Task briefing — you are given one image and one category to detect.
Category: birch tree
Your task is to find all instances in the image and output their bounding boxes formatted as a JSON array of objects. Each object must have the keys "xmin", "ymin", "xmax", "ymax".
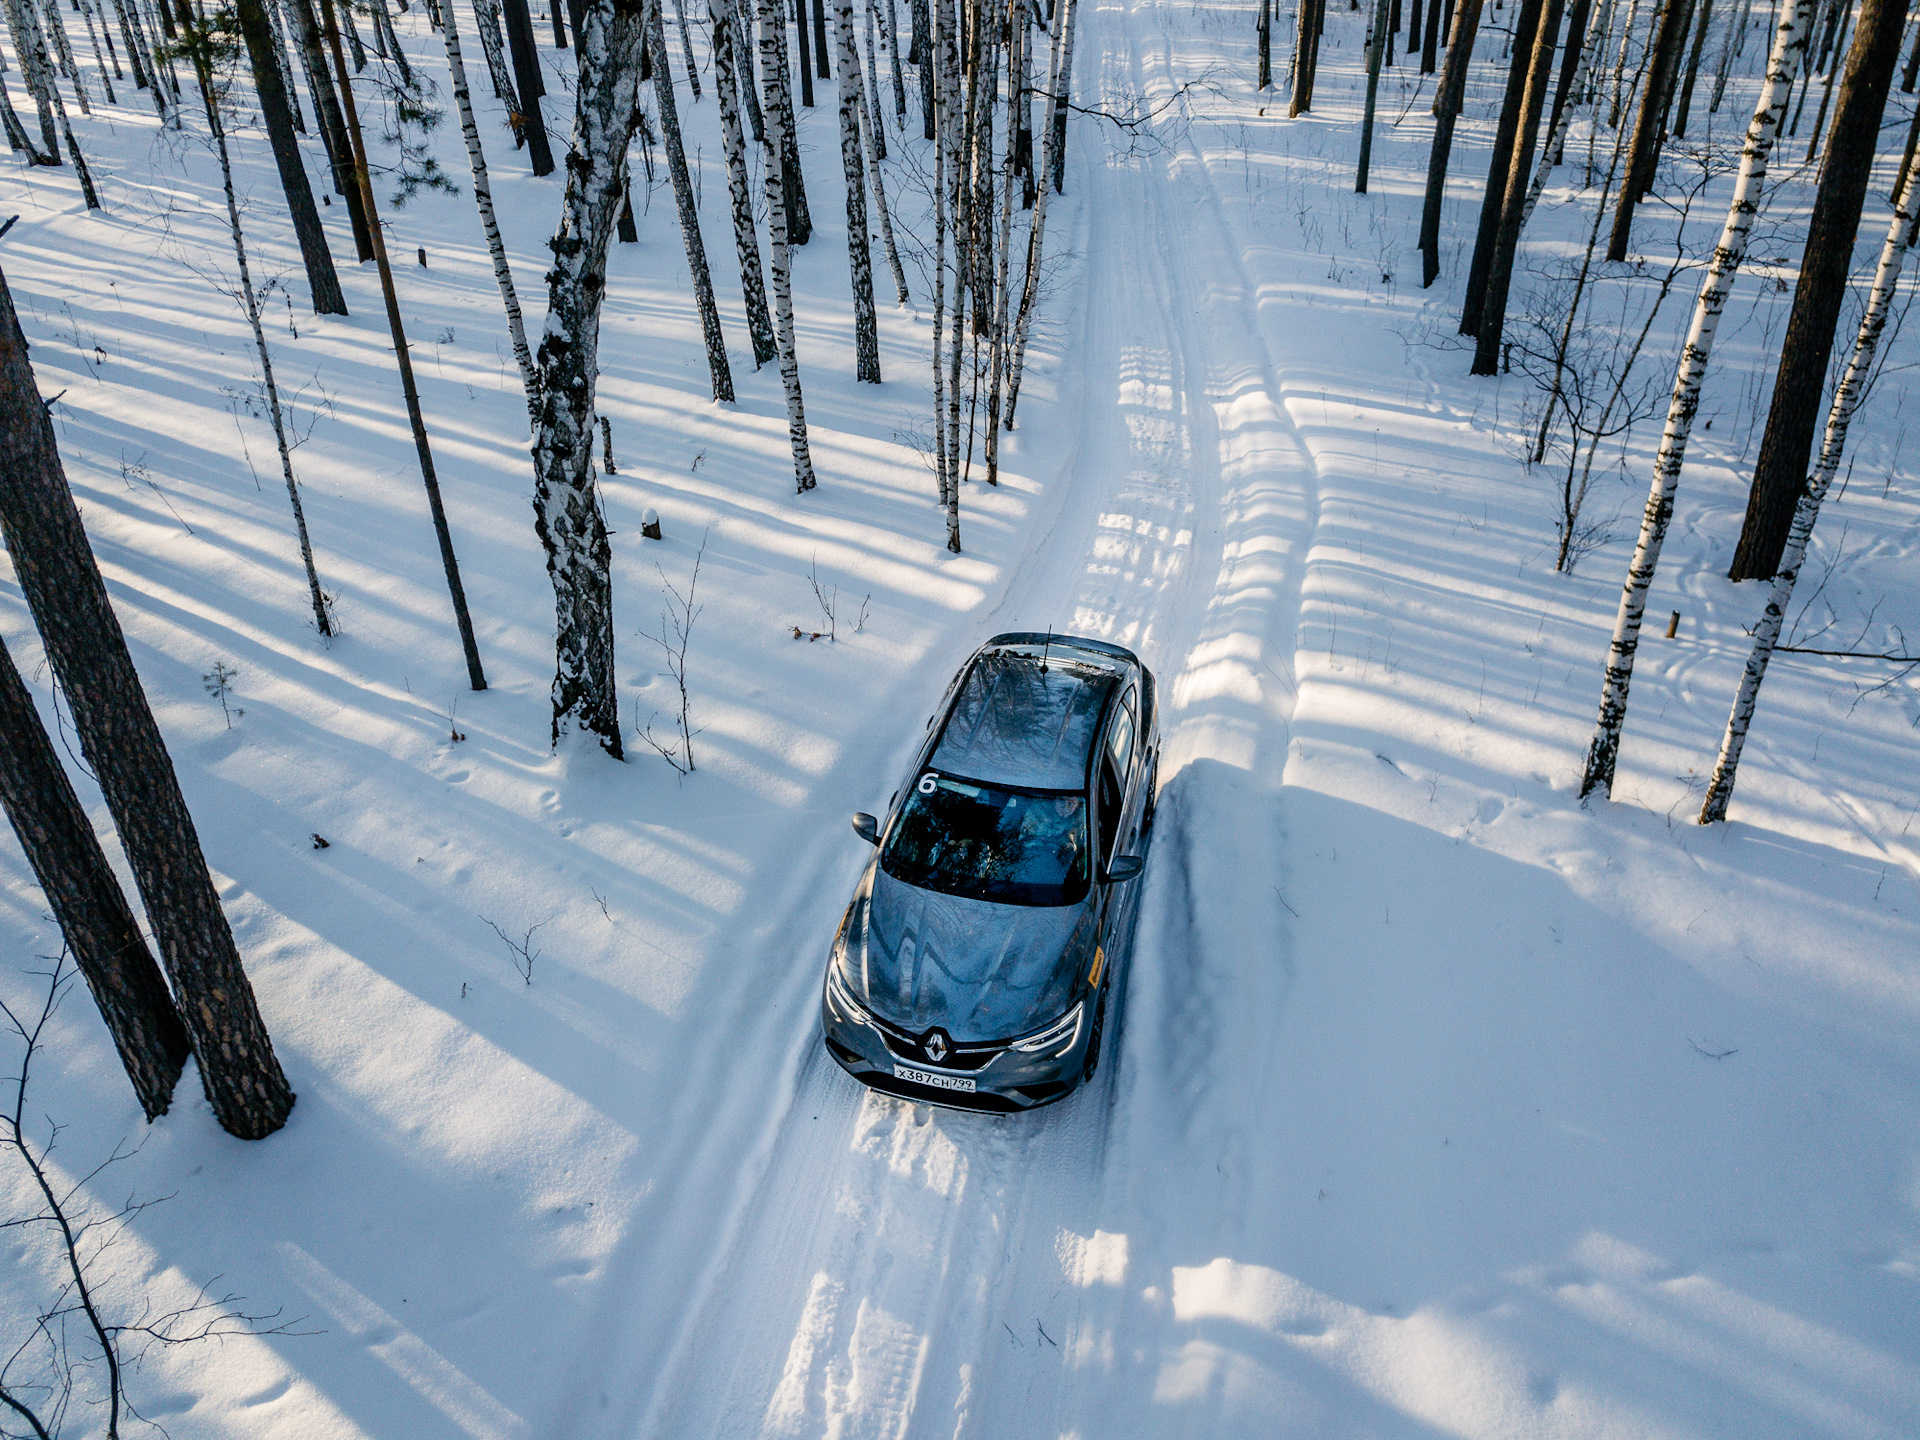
[
  {"xmin": 858, "ymin": 0, "xmax": 908, "ymax": 300},
  {"xmin": 755, "ymin": 0, "xmax": 817, "ymax": 489},
  {"xmin": 834, "ymin": 0, "xmax": 882, "ymax": 380},
  {"xmin": 440, "ymin": 0, "xmax": 537, "ymax": 422},
  {"xmin": 650, "ymin": 0, "xmax": 736, "ymax": 402},
  {"xmin": 531, "ymin": 0, "xmax": 649, "ymax": 753},
  {"xmin": 1730, "ymin": 0, "xmax": 1911, "ymax": 578},
  {"xmin": 1700, "ymin": 161, "xmax": 1917, "ymax": 821},
  {"xmin": 710, "ymin": 0, "xmax": 777, "ymax": 364},
  {"xmin": 1578, "ymin": 0, "xmax": 1814, "ymax": 798},
  {"xmin": 1004, "ymin": 0, "xmax": 1064, "ymax": 424}
]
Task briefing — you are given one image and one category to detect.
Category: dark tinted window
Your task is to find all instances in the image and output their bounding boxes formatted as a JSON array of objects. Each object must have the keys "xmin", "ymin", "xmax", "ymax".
[{"xmin": 882, "ymin": 772, "xmax": 1090, "ymax": 906}]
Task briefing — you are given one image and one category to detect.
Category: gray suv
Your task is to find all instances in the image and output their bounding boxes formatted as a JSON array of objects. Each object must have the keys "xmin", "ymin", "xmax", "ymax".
[{"xmin": 821, "ymin": 633, "xmax": 1159, "ymax": 1112}]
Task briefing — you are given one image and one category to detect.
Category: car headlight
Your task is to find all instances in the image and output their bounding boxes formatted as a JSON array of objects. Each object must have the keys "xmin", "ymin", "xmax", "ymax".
[
  {"xmin": 825, "ymin": 959, "xmax": 871, "ymax": 1025},
  {"xmin": 1011, "ymin": 1002, "xmax": 1083, "ymax": 1055}
]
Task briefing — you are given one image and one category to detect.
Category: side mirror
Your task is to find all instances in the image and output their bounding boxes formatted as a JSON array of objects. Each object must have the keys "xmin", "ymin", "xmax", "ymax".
[
  {"xmin": 851, "ymin": 812, "xmax": 881, "ymax": 845},
  {"xmin": 1102, "ymin": 855, "xmax": 1143, "ymax": 883}
]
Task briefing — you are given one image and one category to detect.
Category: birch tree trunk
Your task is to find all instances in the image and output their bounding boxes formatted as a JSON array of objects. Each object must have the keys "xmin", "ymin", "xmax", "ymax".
[
  {"xmin": 1701, "ymin": 161, "xmax": 1916, "ymax": 820},
  {"xmin": 863, "ymin": 0, "xmax": 884, "ymax": 157},
  {"xmin": 1417, "ymin": 0, "xmax": 1486, "ymax": 286},
  {"xmin": 109, "ymin": 0, "xmax": 151, "ymax": 92},
  {"xmin": 0, "ymin": 273, "xmax": 296, "ymax": 1141},
  {"xmin": 673, "ymin": 0, "xmax": 702, "ymax": 95},
  {"xmin": 931, "ymin": 0, "xmax": 950, "ymax": 504},
  {"xmin": 1004, "ymin": 0, "xmax": 1065, "ymax": 421},
  {"xmin": 711, "ymin": 0, "xmax": 778, "ymax": 364},
  {"xmin": 441, "ymin": 0, "xmax": 538, "ymax": 422},
  {"xmin": 0, "ymin": 632, "xmax": 191, "ymax": 1122},
  {"xmin": 650, "ymin": 0, "xmax": 737, "ymax": 402},
  {"xmin": 1732, "ymin": 0, "xmax": 1911, "ymax": 577},
  {"xmin": 833, "ymin": 0, "xmax": 882, "ymax": 379},
  {"xmin": 881, "ymin": 0, "xmax": 905, "ymax": 119},
  {"xmin": 530, "ymin": 0, "xmax": 649, "ymax": 753},
  {"xmin": 80, "ymin": 2, "xmax": 117, "ymax": 105},
  {"xmin": 859, "ymin": 0, "xmax": 909, "ymax": 300},
  {"xmin": 758, "ymin": 0, "xmax": 818, "ymax": 489},
  {"xmin": 1578, "ymin": 0, "xmax": 1814, "ymax": 798},
  {"xmin": 984, "ymin": 0, "xmax": 1016, "ymax": 484},
  {"xmin": 184, "ymin": 16, "xmax": 335, "ymax": 639},
  {"xmin": 768, "ymin": 0, "xmax": 813, "ymax": 239},
  {"xmin": 1047, "ymin": 0, "xmax": 1079, "ymax": 192},
  {"xmin": 6, "ymin": 0, "xmax": 66, "ymax": 165}
]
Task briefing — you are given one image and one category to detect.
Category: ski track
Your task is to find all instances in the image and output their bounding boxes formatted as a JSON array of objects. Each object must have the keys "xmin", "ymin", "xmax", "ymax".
[{"xmin": 607, "ymin": 1, "xmax": 1319, "ymax": 1434}]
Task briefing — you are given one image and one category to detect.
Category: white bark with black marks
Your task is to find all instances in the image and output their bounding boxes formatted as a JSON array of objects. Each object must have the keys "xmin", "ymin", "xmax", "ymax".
[
  {"xmin": 1004, "ymin": 0, "xmax": 1064, "ymax": 427},
  {"xmin": 834, "ymin": 0, "xmax": 881, "ymax": 380},
  {"xmin": 1700, "ymin": 158, "xmax": 1917, "ymax": 821},
  {"xmin": 710, "ymin": 0, "xmax": 776, "ymax": 363},
  {"xmin": 858, "ymin": 0, "xmax": 908, "ymax": 302},
  {"xmin": 440, "ymin": 0, "xmax": 538, "ymax": 424},
  {"xmin": 1579, "ymin": 0, "xmax": 1814, "ymax": 797},
  {"xmin": 757, "ymin": 0, "xmax": 817, "ymax": 489}
]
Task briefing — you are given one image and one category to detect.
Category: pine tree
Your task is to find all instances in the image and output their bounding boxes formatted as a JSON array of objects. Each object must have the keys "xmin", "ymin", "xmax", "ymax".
[{"xmin": 1418, "ymin": 0, "xmax": 1487, "ymax": 286}]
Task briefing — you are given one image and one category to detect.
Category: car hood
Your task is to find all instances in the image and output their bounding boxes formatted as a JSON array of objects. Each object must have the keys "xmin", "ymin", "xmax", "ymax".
[{"xmin": 853, "ymin": 868, "xmax": 1092, "ymax": 1040}]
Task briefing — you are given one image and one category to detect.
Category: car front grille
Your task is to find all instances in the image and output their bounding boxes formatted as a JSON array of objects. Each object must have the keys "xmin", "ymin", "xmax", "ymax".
[{"xmin": 862, "ymin": 1010, "xmax": 1006, "ymax": 1073}]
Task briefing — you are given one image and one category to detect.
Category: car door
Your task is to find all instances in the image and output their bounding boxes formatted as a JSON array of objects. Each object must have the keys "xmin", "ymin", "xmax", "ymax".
[{"xmin": 1094, "ymin": 685, "xmax": 1142, "ymax": 950}]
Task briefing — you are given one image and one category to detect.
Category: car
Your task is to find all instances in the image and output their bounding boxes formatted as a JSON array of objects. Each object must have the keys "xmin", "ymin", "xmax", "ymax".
[{"xmin": 820, "ymin": 632, "xmax": 1159, "ymax": 1112}]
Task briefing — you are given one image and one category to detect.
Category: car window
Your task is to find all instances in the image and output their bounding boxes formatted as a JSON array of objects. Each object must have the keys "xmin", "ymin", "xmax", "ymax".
[
  {"xmin": 881, "ymin": 772, "xmax": 1090, "ymax": 906},
  {"xmin": 1097, "ymin": 755, "xmax": 1123, "ymax": 864},
  {"xmin": 1107, "ymin": 688, "xmax": 1136, "ymax": 777}
]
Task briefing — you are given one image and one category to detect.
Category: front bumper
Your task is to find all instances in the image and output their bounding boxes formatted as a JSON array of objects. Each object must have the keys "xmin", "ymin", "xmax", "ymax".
[{"xmin": 820, "ymin": 986, "xmax": 1089, "ymax": 1113}]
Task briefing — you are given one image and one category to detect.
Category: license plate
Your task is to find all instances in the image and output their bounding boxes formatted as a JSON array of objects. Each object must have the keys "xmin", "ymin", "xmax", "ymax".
[{"xmin": 893, "ymin": 1064, "xmax": 976, "ymax": 1093}]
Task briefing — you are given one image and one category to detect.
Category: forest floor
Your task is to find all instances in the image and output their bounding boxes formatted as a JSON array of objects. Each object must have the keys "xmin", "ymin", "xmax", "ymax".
[{"xmin": 1, "ymin": 0, "xmax": 1917, "ymax": 1435}]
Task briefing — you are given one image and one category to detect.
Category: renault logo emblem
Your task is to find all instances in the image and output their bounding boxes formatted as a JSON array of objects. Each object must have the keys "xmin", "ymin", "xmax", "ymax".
[{"xmin": 924, "ymin": 1030, "xmax": 949, "ymax": 1063}]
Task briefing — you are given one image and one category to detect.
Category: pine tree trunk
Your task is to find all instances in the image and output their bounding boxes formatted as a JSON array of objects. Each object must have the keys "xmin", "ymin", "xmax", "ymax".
[
  {"xmin": 1258, "ymin": 0, "xmax": 1271, "ymax": 87},
  {"xmin": 321, "ymin": 0, "xmax": 489, "ymax": 692},
  {"xmin": 236, "ymin": 0, "xmax": 347, "ymax": 315},
  {"xmin": 286, "ymin": 0, "xmax": 374, "ymax": 257},
  {"xmin": 1461, "ymin": 0, "xmax": 1547, "ymax": 334},
  {"xmin": 1800, "ymin": 0, "xmax": 1853, "ymax": 157},
  {"xmin": 530, "ymin": 0, "xmax": 650, "ymax": 754},
  {"xmin": 472, "ymin": 0, "xmax": 525, "ymax": 140},
  {"xmin": 1609, "ymin": 0, "xmax": 1699, "ymax": 256},
  {"xmin": 814, "ymin": 0, "xmax": 830, "ymax": 74},
  {"xmin": 1419, "ymin": 0, "xmax": 1486, "ymax": 285},
  {"xmin": 1471, "ymin": 0, "xmax": 1567, "ymax": 370},
  {"xmin": 441, "ymin": 0, "xmax": 538, "ymax": 420},
  {"xmin": 1730, "ymin": 0, "xmax": 1909, "ymax": 578},
  {"xmin": 500, "ymin": 0, "xmax": 557, "ymax": 172},
  {"xmin": 1292, "ymin": 0, "xmax": 1324, "ymax": 112},
  {"xmin": 757, "ymin": 0, "xmax": 818, "ymax": 489},
  {"xmin": 1578, "ymin": 0, "xmax": 1814, "ymax": 798},
  {"xmin": 1522, "ymin": 0, "xmax": 1596, "ymax": 221},
  {"xmin": 1420, "ymin": 0, "xmax": 1444, "ymax": 69},
  {"xmin": 1672, "ymin": 0, "xmax": 1713, "ymax": 131},
  {"xmin": 795, "ymin": 0, "xmax": 815, "ymax": 102},
  {"xmin": 1701, "ymin": 156, "xmax": 1915, "ymax": 821},
  {"xmin": 649, "ymin": 3, "xmax": 736, "ymax": 401},
  {"xmin": 0, "ymin": 273, "xmax": 296, "ymax": 1140},
  {"xmin": 711, "ymin": 0, "xmax": 778, "ymax": 363},
  {"xmin": 1358, "ymin": 0, "xmax": 1392, "ymax": 190},
  {"xmin": 0, "ymin": 634, "xmax": 190, "ymax": 1122}
]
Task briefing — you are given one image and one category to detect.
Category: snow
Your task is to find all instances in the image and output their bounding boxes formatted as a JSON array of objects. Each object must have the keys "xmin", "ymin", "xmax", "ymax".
[{"xmin": 2, "ymin": 0, "xmax": 1917, "ymax": 1435}]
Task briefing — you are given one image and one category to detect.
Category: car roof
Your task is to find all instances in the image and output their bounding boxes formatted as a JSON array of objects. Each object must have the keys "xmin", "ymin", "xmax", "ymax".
[{"xmin": 929, "ymin": 648, "xmax": 1118, "ymax": 791}]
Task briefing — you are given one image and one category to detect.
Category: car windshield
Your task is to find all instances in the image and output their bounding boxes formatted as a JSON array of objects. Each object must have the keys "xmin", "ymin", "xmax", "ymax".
[{"xmin": 881, "ymin": 771, "xmax": 1089, "ymax": 906}]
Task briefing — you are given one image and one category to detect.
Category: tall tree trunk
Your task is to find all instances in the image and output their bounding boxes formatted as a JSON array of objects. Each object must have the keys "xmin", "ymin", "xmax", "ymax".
[
  {"xmin": 862, "ymin": 0, "xmax": 885, "ymax": 155},
  {"xmin": 1702, "ymin": 157, "xmax": 1914, "ymax": 820},
  {"xmin": 1472, "ymin": 0, "xmax": 1567, "ymax": 370},
  {"xmin": 236, "ymin": 0, "xmax": 347, "ymax": 315},
  {"xmin": 6, "ymin": 0, "xmax": 68, "ymax": 165},
  {"xmin": 1609, "ymin": 0, "xmax": 1698, "ymax": 256},
  {"xmin": 1523, "ymin": 0, "xmax": 1598, "ymax": 221},
  {"xmin": 0, "ymin": 272, "xmax": 297, "ymax": 1140},
  {"xmin": 858, "ymin": 0, "xmax": 909, "ymax": 300},
  {"xmin": 673, "ymin": 0, "xmax": 703, "ymax": 94},
  {"xmin": 1609, "ymin": 0, "xmax": 1641, "ymax": 121},
  {"xmin": 80, "ymin": 1, "xmax": 117, "ymax": 105},
  {"xmin": 765, "ymin": 0, "xmax": 813, "ymax": 236},
  {"xmin": 181, "ymin": 6, "xmax": 336, "ymax": 638},
  {"xmin": 472, "ymin": 0, "xmax": 527, "ymax": 146},
  {"xmin": 1357, "ymin": 0, "xmax": 1391, "ymax": 190},
  {"xmin": 1292, "ymin": 0, "xmax": 1325, "ymax": 111},
  {"xmin": 501, "ymin": 0, "xmax": 557, "ymax": 172},
  {"xmin": 0, "ymin": 634, "xmax": 190, "ymax": 1122},
  {"xmin": 831, "ymin": 0, "xmax": 879, "ymax": 381},
  {"xmin": 1731, "ymin": 0, "xmax": 1908, "ymax": 576},
  {"xmin": 758, "ymin": 0, "xmax": 818, "ymax": 489},
  {"xmin": 1903, "ymin": 3, "xmax": 1919, "ymax": 86},
  {"xmin": 1048, "ymin": 0, "xmax": 1078, "ymax": 190},
  {"xmin": 1801, "ymin": 0, "xmax": 1854, "ymax": 156},
  {"xmin": 940, "ymin": 0, "xmax": 963, "ymax": 549},
  {"xmin": 441, "ymin": 0, "xmax": 538, "ymax": 420},
  {"xmin": 913, "ymin": 0, "xmax": 932, "ymax": 134},
  {"xmin": 813, "ymin": 0, "xmax": 829, "ymax": 73},
  {"xmin": 1672, "ymin": 0, "xmax": 1713, "ymax": 131},
  {"xmin": 1420, "ymin": 0, "xmax": 1445, "ymax": 69},
  {"xmin": 711, "ymin": 0, "xmax": 778, "ymax": 363},
  {"xmin": 984, "ymin": 0, "xmax": 1016, "ymax": 483},
  {"xmin": 1461, "ymin": 0, "xmax": 1545, "ymax": 332},
  {"xmin": 109, "ymin": 0, "xmax": 151, "ymax": 92},
  {"xmin": 882, "ymin": 0, "xmax": 905, "ymax": 118},
  {"xmin": 794, "ymin": 0, "xmax": 815, "ymax": 101},
  {"xmin": 1578, "ymin": 0, "xmax": 1814, "ymax": 798},
  {"xmin": 321, "ymin": 0, "xmax": 490, "ymax": 692},
  {"xmin": 1005, "ymin": 0, "xmax": 1068, "ymax": 422},
  {"xmin": 650, "ymin": 0, "xmax": 736, "ymax": 401},
  {"xmin": 1419, "ymin": 0, "xmax": 1486, "ymax": 284},
  {"xmin": 737, "ymin": 0, "xmax": 765, "ymax": 137},
  {"xmin": 1258, "ymin": 0, "xmax": 1271, "ymax": 87},
  {"xmin": 286, "ymin": 0, "xmax": 374, "ymax": 257},
  {"xmin": 530, "ymin": 0, "xmax": 649, "ymax": 755}
]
